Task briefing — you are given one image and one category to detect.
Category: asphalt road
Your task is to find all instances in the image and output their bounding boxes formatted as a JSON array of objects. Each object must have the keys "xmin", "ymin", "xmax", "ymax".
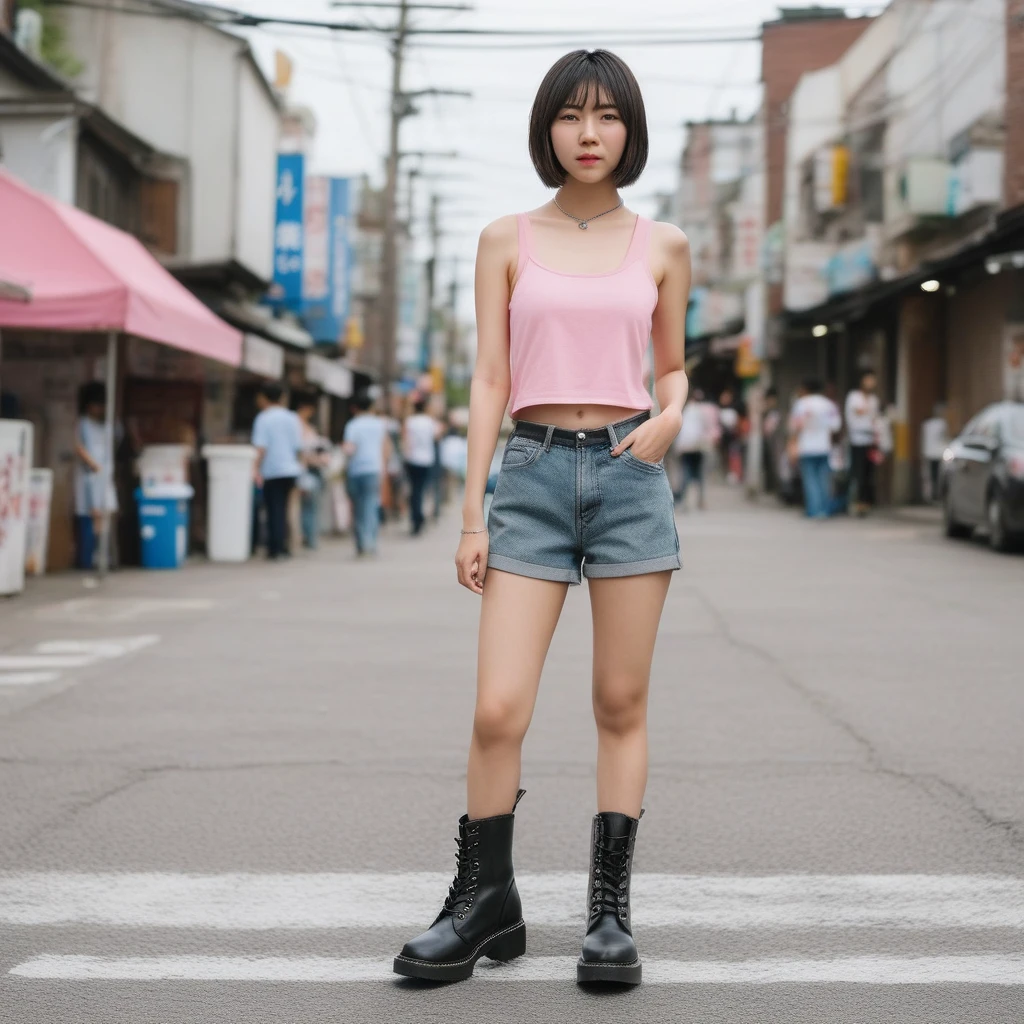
[{"xmin": 1, "ymin": 488, "xmax": 1022, "ymax": 1023}]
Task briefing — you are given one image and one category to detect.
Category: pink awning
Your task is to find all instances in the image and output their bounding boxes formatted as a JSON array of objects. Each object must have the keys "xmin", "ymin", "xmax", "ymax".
[{"xmin": 0, "ymin": 168, "xmax": 242, "ymax": 365}]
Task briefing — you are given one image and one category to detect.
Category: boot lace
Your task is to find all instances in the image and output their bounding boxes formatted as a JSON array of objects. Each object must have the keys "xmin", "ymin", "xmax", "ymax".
[
  {"xmin": 442, "ymin": 823, "xmax": 480, "ymax": 920},
  {"xmin": 590, "ymin": 831, "xmax": 631, "ymax": 924}
]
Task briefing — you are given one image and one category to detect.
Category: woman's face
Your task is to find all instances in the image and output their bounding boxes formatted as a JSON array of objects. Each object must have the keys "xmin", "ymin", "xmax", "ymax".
[{"xmin": 550, "ymin": 85, "xmax": 626, "ymax": 186}]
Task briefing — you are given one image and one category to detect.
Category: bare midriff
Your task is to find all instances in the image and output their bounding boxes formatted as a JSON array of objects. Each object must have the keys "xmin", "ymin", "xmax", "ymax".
[{"xmin": 513, "ymin": 402, "xmax": 648, "ymax": 431}]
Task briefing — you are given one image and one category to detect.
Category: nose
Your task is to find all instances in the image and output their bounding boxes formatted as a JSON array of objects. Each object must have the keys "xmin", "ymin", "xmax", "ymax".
[{"xmin": 578, "ymin": 113, "xmax": 600, "ymax": 142}]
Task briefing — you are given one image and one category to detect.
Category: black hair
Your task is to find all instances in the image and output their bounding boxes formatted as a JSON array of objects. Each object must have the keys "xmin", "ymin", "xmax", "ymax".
[
  {"xmin": 859, "ymin": 368, "xmax": 876, "ymax": 384},
  {"xmin": 78, "ymin": 381, "xmax": 107, "ymax": 414},
  {"xmin": 765, "ymin": 386, "xmax": 778, "ymax": 399},
  {"xmin": 803, "ymin": 377, "xmax": 823, "ymax": 395},
  {"xmin": 293, "ymin": 389, "xmax": 318, "ymax": 411},
  {"xmin": 529, "ymin": 50, "xmax": 649, "ymax": 189},
  {"xmin": 352, "ymin": 391, "xmax": 374, "ymax": 412},
  {"xmin": 259, "ymin": 382, "xmax": 284, "ymax": 404},
  {"xmin": 412, "ymin": 397, "xmax": 428, "ymax": 414}
]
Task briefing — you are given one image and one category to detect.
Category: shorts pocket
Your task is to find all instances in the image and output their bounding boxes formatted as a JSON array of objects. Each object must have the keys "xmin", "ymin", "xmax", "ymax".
[
  {"xmin": 501, "ymin": 439, "xmax": 544, "ymax": 470},
  {"xmin": 620, "ymin": 449, "xmax": 665, "ymax": 474}
]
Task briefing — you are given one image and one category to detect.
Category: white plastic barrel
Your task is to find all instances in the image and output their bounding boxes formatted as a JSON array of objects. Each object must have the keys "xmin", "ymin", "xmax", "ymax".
[
  {"xmin": 138, "ymin": 444, "xmax": 190, "ymax": 492},
  {"xmin": 201, "ymin": 445, "xmax": 256, "ymax": 563}
]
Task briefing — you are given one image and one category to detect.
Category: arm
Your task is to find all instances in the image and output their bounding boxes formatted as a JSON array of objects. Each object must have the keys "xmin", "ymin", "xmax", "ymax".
[
  {"xmin": 251, "ymin": 414, "xmax": 266, "ymax": 486},
  {"xmin": 456, "ymin": 216, "xmax": 516, "ymax": 594},
  {"xmin": 75, "ymin": 443, "xmax": 101, "ymax": 474},
  {"xmin": 611, "ymin": 223, "xmax": 690, "ymax": 461}
]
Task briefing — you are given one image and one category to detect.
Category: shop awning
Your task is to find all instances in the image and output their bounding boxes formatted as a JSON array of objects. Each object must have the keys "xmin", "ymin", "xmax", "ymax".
[{"xmin": 0, "ymin": 169, "xmax": 242, "ymax": 365}]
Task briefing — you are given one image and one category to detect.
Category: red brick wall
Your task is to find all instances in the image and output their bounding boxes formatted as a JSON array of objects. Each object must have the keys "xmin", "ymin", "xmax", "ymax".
[
  {"xmin": 1008, "ymin": 0, "xmax": 1024, "ymax": 207},
  {"xmin": 762, "ymin": 16, "xmax": 875, "ymax": 313}
]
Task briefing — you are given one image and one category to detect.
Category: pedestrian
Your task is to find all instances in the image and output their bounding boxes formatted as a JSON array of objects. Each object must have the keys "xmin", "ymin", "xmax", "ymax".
[
  {"xmin": 717, "ymin": 387, "xmax": 743, "ymax": 483},
  {"xmin": 393, "ymin": 50, "xmax": 689, "ymax": 988},
  {"xmin": 342, "ymin": 391, "xmax": 391, "ymax": 558},
  {"xmin": 845, "ymin": 369, "xmax": 881, "ymax": 517},
  {"xmin": 403, "ymin": 396, "xmax": 442, "ymax": 536},
  {"xmin": 762, "ymin": 387, "xmax": 782, "ymax": 493},
  {"xmin": 251, "ymin": 382, "xmax": 302, "ymax": 561},
  {"xmin": 789, "ymin": 377, "xmax": 841, "ymax": 519},
  {"xmin": 672, "ymin": 388, "xmax": 712, "ymax": 510},
  {"xmin": 921, "ymin": 403, "xmax": 949, "ymax": 503},
  {"xmin": 294, "ymin": 391, "xmax": 330, "ymax": 550},
  {"xmin": 73, "ymin": 381, "xmax": 119, "ymax": 570}
]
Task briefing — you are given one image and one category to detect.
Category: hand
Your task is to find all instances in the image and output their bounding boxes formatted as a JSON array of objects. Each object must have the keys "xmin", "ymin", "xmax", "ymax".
[
  {"xmin": 455, "ymin": 529, "xmax": 488, "ymax": 596},
  {"xmin": 611, "ymin": 410, "xmax": 681, "ymax": 464}
]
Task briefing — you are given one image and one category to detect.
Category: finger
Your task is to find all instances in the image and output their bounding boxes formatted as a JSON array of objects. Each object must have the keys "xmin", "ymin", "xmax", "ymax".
[{"xmin": 611, "ymin": 431, "xmax": 635, "ymax": 456}]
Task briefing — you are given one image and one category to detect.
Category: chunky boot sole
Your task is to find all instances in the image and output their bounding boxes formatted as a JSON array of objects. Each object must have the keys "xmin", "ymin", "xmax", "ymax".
[
  {"xmin": 392, "ymin": 919, "xmax": 526, "ymax": 982},
  {"xmin": 576, "ymin": 956, "xmax": 642, "ymax": 985}
]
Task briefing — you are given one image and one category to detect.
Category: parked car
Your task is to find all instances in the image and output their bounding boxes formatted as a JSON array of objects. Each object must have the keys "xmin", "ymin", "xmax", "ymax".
[{"xmin": 940, "ymin": 401, "xmax": 1024, "ymax": 552}]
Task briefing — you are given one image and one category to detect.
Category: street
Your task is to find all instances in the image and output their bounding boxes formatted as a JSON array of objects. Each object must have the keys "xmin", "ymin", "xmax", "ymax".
[{"xmin": 1, "ymin": 490, "xmax": 1022, "ymax": 1023}]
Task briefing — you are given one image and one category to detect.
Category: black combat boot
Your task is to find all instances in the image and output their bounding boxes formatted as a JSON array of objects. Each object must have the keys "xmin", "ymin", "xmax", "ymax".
[
  {"xmin": 393, "ymin": 790, "xmax": 527, "ymax": 982},
  {"xmin": 576, "ymin": 810, "xmax": 643, "ymax": 985}
]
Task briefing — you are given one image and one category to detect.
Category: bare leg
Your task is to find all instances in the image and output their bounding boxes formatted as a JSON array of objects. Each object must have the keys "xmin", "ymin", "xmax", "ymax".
[
  {"xmin": 588, "ymin": 571, "xmax": 673, "ymax": 816},
  {"xmin": 467, "ymin": 568, "xmax": 569, "ymax": 819}
]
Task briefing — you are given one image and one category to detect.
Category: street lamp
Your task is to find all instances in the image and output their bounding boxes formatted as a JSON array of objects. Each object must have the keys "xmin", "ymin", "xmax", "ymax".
[
  {"xmin": 920, "ymin": 279, "xmax": 940, "ymax": 292},
  {"xmin": 812, "ymin": 324, "xmax": 828, "ymax": 338}
]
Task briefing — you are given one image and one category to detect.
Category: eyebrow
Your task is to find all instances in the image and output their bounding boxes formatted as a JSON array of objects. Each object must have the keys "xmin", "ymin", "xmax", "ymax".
[{"xmin": 561, "ymin": 101, "xmax": 619, "ymax": 111}]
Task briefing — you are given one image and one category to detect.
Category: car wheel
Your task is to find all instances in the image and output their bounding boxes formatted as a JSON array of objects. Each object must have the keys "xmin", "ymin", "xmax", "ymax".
[
  {"xmin": 987, "ymin": 492, "xmax": 1012, "ymax": 553},
  {"xmin": 944, "ymin": 490, "xmax": 971, "ymax": 539}
]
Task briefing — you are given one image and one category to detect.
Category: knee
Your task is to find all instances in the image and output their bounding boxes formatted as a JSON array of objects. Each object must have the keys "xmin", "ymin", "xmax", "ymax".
[
  {"xmin": 473, "ymin": 695, "xmax": 529, "ymax": 749},
  {"xmin": 593, "ymin": 681, "xmax": 647, "ymax": 736}
]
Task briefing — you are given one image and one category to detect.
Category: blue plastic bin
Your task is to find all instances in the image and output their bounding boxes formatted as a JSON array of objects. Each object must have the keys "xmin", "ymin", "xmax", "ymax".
[{"xmin": 135, "ymin": 486, "xmax": 193, "ymax": 569}]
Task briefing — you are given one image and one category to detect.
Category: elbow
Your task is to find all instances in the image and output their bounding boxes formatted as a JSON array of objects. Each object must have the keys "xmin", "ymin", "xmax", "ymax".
[{"xmin": 472, "ymin": 372, "xmax": 511, "ymax": 394}]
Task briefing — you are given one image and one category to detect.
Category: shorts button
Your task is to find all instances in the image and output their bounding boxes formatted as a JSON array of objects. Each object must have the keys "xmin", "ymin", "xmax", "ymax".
[{"xmin": 577, "ymin": 431, "xmax": 586, "ymax": 440}]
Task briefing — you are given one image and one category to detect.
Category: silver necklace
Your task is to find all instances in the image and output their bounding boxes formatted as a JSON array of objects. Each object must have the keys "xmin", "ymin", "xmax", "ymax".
[{"xmin": 553, "ymin": 193, "xmax": 623, "ymax": 230}]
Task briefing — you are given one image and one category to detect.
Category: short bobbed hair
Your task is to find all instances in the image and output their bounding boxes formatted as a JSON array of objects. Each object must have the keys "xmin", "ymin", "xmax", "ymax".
[{"xmin": 529, "ymin": 50, "xmax": 648, "ymax": 189}]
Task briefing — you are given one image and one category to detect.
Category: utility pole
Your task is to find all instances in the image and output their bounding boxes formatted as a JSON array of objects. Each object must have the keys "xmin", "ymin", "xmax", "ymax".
[
  {"xmin": 376, "ymin": 0, "xmax": 470, "ymax": 409},
  {"xmin": 378, "ymin": 0, "xmax": 409, "ymax": 411},
  {"xmin": 445, "ymin": 255, "xmax": 459, "ymax": 391},
  {"xmin": 421, "ymin": 193, "xmax": 440, "ymax": 373}
]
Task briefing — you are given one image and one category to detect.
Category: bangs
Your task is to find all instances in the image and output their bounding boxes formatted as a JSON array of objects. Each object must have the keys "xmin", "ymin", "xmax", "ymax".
[{"xmin": 528, "ymin": 50, "xmax": 649, "ymax": 189}]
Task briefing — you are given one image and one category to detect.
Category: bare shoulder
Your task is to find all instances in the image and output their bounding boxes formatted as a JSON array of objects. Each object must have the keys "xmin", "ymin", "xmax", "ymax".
[
  {"xmin": 478, "ymin": 214, "xmax": 519, "ymax": 251},
  {"xmin": 650, "ymin": 219, "xmax": 690, "ymax": 256}
]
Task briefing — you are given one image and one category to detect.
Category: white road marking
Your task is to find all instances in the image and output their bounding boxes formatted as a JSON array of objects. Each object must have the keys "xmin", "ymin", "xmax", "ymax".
[
  {"xmin": 34, "ymin": 637, "xmax": 159, "ymax": 658},
  {"xmin": 0, "ymin": 636, "xmax": 160, "ymax": 687},
  {"xmin": 0, "ymin": 656, "xmax": 97, "ymax": 670},
  {"xmin": 9, "ymin": 954, "xmax": 1024, "ymax": 984},
  {"xmin": 2, "ymin": 873, "xmax": 1022, "ymax": 930},
  {"xmin": 0, "ymin": 672, "xmax": 60, "ymax": 686}
]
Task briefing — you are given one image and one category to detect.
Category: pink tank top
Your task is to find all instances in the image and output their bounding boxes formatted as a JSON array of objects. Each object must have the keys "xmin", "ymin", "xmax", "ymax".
[{"xmin": 508, "ymin": 212, "xmax": 657, "ymax": 418}]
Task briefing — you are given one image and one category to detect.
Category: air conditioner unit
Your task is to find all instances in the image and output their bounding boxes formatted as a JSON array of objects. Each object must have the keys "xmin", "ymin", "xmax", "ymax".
[{"xmin": 898, "ymin": 158, "xmax": 950, "ymax": 217}]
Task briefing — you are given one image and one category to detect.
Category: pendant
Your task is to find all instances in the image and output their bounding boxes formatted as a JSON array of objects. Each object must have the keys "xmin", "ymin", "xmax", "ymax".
[{"xmin": 579, "ymin": 221, "xmax": 588, "ymax": 230}]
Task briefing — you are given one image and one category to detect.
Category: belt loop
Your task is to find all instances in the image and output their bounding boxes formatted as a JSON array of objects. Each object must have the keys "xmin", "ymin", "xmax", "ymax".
[
  {"xmin": 543, "ymin": 424, "xmax": 555, "ymax": 452},
  {"xmin": 606, "ymin": 421, "xmax": 619, "ymax": 447}
]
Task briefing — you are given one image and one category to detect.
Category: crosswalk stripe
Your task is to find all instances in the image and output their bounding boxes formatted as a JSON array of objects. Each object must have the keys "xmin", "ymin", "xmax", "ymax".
[
  {"xmin": 2, "ymin": 873, "xmax": 1022, "ymax": 930},
  {"xmin": 0, "ymin": 672, "xmax": 60, "ymax": 686},
  {"xmin": 0, "ymin": 636, "xmax": 161, "ymax": 687},
  {"xmin": 0, "ymin": 656, "xmax": 98, "ymax": 670},
  {"xmin": 9, "ymin": 954, "xmax": 1024, "ymax": 984}
]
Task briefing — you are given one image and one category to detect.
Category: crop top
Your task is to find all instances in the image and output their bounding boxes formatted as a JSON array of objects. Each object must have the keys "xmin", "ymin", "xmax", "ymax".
[{"xmin": 507, "ymin": 212, "xmax": 658, "ymax": 418}]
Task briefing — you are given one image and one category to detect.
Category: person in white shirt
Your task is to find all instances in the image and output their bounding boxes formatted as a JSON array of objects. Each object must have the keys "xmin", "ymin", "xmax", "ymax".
[
  {"xmin": 789, "ymin": 377, "xmax": 842, "ymax": 519},
  {"xmin": 844, "ymin": 370, "xmax": 881, "ymax": 517},
  {"xmin": 920, "ymin": 403, "xmax": 949, "ymax": 503},
  {"xmin": 403, "ymin": 396, "xmax": 443, "ymax": 537},
  {"xmin": 672, "ymin": 389, "xmax": 716, "ymax": 510}
]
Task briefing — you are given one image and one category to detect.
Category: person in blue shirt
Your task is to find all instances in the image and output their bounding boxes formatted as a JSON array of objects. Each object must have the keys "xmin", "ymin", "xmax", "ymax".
[
  {"xmin": 251, "ymin": 382, "xmax": 303, "ymax": 560},
  {"xmin": 342, "ymin": 391, "xmax": 392, "ymax": 557}
]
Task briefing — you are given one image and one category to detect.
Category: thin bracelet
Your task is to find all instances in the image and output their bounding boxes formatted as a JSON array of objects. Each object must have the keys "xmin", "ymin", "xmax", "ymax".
[{"xmin": 460, "ymin": 527, "xmax": 488, "ymax": 534}]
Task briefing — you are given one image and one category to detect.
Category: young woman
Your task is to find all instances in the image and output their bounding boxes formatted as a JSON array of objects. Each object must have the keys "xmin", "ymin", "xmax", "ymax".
[{"xmin": 393, "ymin": 49, "xmax": 690, "ymax": 987}]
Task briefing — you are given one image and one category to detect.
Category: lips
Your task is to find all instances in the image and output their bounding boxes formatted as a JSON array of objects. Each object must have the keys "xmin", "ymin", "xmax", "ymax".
[{"xmin": 577, "ymin": 155, "xmax": 600, "ymax": 164}]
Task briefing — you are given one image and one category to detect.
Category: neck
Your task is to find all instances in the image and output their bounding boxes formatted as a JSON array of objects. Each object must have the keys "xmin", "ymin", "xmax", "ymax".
[{"xmin": 555, "ymin": 179, "xmax": 622, "ymax": 220}]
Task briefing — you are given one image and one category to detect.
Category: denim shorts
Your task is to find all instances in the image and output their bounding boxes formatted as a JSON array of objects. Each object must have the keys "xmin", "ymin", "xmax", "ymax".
[{"xmin": 486, "ymin": 411, "xmax": 681, "ymax": 585}]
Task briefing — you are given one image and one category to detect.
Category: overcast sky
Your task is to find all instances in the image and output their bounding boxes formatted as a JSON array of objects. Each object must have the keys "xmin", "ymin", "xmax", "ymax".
[{"xmin": 216, "ymin": 0, "xmax": 877, "ymax": 316}]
